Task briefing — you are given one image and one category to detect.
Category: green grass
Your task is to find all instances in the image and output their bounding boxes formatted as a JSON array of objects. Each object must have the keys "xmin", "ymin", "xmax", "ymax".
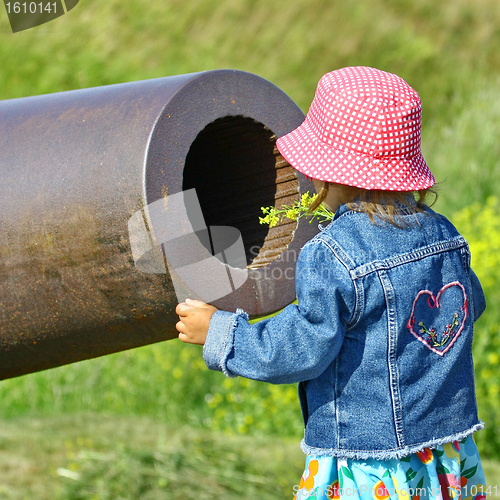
[
  {"xmin": 1, "ymin": 414, "xmax": 500, "ymax": 499},
  {"xmin": 0, "ymin": 414, "xmax": 305, "ymax": 499},
  {"xmin": 0, "ymin": 340, "xmax": 304, "ymax": 438}
]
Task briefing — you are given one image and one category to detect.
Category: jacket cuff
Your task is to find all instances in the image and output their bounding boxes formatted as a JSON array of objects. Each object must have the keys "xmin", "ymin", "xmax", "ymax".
[{"xmin": 203, "ymin": 309, "xmax": 248, "ymax": 377}]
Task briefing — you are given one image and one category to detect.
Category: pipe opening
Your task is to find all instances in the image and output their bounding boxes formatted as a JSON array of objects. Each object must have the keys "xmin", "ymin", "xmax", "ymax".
[{"xmin": 183, "ymin": 115, "xmax": 299, "ymax": 269}]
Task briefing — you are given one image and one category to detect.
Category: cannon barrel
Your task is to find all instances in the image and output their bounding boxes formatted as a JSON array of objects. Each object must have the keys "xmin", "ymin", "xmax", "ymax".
[{"xmin": 0, "ymin": 69, "xmax": 315, "ymax": 380}]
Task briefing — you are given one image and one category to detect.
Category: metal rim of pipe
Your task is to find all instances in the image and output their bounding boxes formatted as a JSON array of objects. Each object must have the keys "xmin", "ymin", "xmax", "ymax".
[{"xmin": 0, "ymin": 69, "xmax": 317, "ymax": 379}]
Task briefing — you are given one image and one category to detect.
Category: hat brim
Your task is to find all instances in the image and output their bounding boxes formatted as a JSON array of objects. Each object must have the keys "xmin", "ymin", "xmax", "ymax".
[{"xmin": 276, "ymin": 119, "xmax": 435, "ymax": 191}]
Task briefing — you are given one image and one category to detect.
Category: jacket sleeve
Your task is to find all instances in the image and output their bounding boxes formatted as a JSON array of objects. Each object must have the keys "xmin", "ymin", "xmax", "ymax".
[
  {"xmin": 202, "ymin": 238, "xmax": 356, "ymax": 384},
  {"xmin": 469, "ymin": 267, "xmax": 486, "ymax": 322}
]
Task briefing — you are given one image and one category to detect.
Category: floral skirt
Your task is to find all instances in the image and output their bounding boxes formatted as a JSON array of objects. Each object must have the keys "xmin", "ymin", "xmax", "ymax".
[{"xmin": 294, "ymin": 435, "xmax": 487, "ymax": 500}]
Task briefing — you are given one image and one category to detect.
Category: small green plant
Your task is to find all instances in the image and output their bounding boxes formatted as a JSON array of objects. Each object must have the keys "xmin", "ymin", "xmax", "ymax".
[{"xmin": 259, "ymin": 192, "xmax": 334, "ymax": 227}]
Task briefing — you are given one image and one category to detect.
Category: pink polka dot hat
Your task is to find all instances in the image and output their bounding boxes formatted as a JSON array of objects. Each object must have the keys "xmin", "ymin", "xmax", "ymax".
[{"xmin": 276, "ymin": 66, "xmax": 435, "ymax": 191}]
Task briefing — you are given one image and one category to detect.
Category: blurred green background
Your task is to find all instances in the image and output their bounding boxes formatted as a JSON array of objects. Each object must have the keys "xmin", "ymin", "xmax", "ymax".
[{"xmin": 1, "ymin": 0, "xmax": 500, "ymax": 498}]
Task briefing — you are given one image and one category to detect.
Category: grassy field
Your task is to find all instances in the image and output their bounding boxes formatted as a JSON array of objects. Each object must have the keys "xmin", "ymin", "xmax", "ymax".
[
  {"xmin": 0, "ymin": 413, "xmax": 305, "ymax": 499},
  {"xmin": 2, "ymin": 0, "xmax": 500, "ymax": 496},
  {"xmin": 1, "ymin": 413, "xmax": 500, "ymax": 499}
]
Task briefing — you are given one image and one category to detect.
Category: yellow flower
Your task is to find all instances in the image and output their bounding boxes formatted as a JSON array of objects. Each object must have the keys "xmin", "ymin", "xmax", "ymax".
[
  {"xmin": 391, "ymin": 475, "xmax": 410, "ymax": 499},
  {"xmin": 373, "ymin": 480, "xmax": 390, "ymax": 500},
  {"xmin": 443, "ymin": 441, "xmax": 461, "ymax": 462},
  {"xmin": 303, "ymin": 459, "xmax": 319, "ymax": 490}
]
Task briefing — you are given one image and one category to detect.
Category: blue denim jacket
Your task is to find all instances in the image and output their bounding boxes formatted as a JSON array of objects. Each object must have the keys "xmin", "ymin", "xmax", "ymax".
[{"xmin": 203, "ymin": 204, "xmax": 486, "ymax": 459}]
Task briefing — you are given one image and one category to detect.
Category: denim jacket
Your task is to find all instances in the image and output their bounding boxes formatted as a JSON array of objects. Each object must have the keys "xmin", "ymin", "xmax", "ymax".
[{"xmin": 203, "ymin": 204, "xmax": 486, "ymax": 459}]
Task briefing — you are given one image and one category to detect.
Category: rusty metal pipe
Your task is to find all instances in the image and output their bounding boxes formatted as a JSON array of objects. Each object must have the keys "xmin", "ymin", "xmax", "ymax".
[{"xmin": 0, "ymin": 69, "xmax": 315, "ymax": 380}]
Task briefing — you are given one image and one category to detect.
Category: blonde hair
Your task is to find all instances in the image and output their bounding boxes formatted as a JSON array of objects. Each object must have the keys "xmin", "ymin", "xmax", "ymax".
[{"xmin": 309, "ymin": 183, "xmax": 438, "ymax": 228}]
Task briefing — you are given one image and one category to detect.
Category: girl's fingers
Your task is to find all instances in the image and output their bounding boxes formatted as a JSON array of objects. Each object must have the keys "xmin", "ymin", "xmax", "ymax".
[
  {"xmin": 185, "ymin": 298, "xmax": 207, "ymax": 308},
  {"xmin": 176, "ymin": 299, "xmax": 206, "ymax": 316},
  {"xmin": 176, "ymin": 320, "xmax": 192, "ymax": 343},
  {"xmin": 175, "ymin": 302, "xmax": 193, "ymax": 315}
]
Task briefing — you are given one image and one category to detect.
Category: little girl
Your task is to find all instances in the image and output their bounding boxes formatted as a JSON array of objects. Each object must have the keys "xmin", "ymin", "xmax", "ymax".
[{"xmin": 176, "ymin": 67, "xmax": 488, "ymax": 500}]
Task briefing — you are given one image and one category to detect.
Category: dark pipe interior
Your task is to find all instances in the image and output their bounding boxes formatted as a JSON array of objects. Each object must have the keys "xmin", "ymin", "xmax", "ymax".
[{"xmin": 183, "ymin": 115, "xmax": 299, "ymax": 268}]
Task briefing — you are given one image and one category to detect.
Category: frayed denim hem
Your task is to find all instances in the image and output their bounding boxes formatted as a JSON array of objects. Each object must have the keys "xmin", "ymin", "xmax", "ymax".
[
  {"xmin": 220, "ymin": 309, "xmax": 248, "ymax": 378},
  {"xmin": 300, "ymin": 421, "xmax": 484, "ymax": 460},
  {"xmin": 203, "ymin": 309, "xmax": 248, "ymax": 377},
  {"xmin": 219, "ymin": 309, "xmax": 248, "ymax": 378}
]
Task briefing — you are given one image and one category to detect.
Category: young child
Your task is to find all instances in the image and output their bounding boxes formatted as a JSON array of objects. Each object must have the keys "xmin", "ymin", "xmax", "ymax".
[{"xmin": 176, "ymin": 66, "xmax": 488, "ymax": 500}]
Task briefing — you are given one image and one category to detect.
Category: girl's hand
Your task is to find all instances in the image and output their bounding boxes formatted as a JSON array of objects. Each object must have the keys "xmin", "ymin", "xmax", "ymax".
[{"xmin": 175, "ymin": 298, "xmax": 218, "ymax": 345}]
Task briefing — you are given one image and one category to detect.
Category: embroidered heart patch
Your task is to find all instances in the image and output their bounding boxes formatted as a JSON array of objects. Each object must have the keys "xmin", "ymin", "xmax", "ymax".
[{"xmin": 406, "ymin": 281, "xmax": 468, "ymax": 356}]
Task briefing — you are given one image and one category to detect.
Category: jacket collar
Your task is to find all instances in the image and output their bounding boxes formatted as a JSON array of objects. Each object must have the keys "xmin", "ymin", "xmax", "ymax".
[{"xmin": 318, "ymin": 203, "xmax": 352, "ymax": 231}]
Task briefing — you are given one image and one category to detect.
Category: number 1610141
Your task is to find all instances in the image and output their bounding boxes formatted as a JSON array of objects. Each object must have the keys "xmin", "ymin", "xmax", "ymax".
[{"xmin": 5, "ymin": 2, "xmax": 58, "ymax": 14}]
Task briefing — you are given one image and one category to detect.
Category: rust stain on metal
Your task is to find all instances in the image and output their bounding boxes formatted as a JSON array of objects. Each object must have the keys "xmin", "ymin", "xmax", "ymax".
[
  {"xmin": 161, "ymin": 185, "xmax": 169, "ymax": 211},
  {"xmin": 0, "ymin": 70, "xmax": 313, "ymax": 380}
]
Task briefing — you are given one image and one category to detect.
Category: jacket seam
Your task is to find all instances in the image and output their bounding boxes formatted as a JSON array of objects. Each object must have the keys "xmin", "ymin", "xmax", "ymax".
[
  {"xmin": 352, "ymin": 237, "xmax": 468, "ymax": 278},
  {"xmin": 461, "ymin": 246, "xmax": 477, "ymax": 321},
  {"xmin": 347, "ymin": 275, "xmax": 363, "ymax": 329},
  {"xmin": 335, "ymin": 361, "xmax": 340, "ymax": 450},
  {"xmin": 313, "ymin": 238, "xmax": 361, "ymax": 329},
  {"xmin": 378, "ymin": 269, "xmax": 405, "ymax": 448},
  {"xmin": 315, "ymin": 232, "xmax": 357, "ymax": 268}
]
